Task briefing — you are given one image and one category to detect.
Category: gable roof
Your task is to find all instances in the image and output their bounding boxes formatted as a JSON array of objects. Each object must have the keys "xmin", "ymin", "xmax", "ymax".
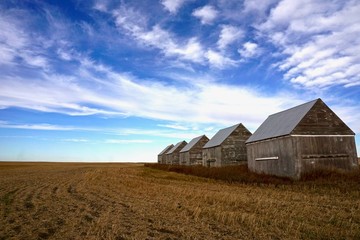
[
  {"xmin": 246, "ymin": 99, "xmax": 318, "ymax": 143},
  {"xmin": 203, "ymin": 123, "xmax": 242, "ymax": 148},
  {"xmin": 158, "ymin": 144, "xmax": 174, "ymax": 155},
  {"xmin": 180, "ymin": 135, "xmax": 207, "ymax": 153},
  {"xmin": 166, "ymin": 141, "xmax": 186, "ymax": 154}
]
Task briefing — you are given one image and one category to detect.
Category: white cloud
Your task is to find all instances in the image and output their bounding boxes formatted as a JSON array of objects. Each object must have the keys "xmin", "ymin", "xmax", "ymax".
[
  {"xmin": 110, "ymin": 5, "xmax": 245, "ymax": 68},
  {"xmin": 243, "ymin": 0, "xmax": 278, "ymax": 14},
  {"xmin": 161, "ymin": 0, "xmax": 189, "ymax": 13},
  {"xmin": 217, "ymin": 25, "xmax": 244, "ymax": 50},
  {"xmin": 258, "ymin": 0, "xmax": 360, "ymax": 89},
  {"xmin": 238, "ymin": 42, "xmax": 261, "ymax": 58},
  {"xmin": 192, "ymin": 5, "xmax": 218, "ymax": 25},
  {"xmin": 93, "ymin": 1, "xmax": 109, "ymax": 12},
  {"xmin": 157, "ymin": 124, "xmax": 189, "ymax": 130},
  {"xmin": 105, "ymin": 139, "xmax": 153, "ymax": 144},
  {"xmin": 112, "ymin": 7, "xmax": 207, "ymax": 64},
  {"xmin": 206, "ymin": 50, "xmax": 237, "ymax": 68},
  {"xmin": 0, "ymin": 52, "xmax": 303, "ymax": 132},
  {"xmin": 0, "ymin": 122, "xmax": 92, "ymax": 131}
]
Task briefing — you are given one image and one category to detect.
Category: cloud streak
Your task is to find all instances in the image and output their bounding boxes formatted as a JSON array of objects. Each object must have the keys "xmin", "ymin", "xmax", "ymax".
[
  {"xmin": 257, "ymin": 0, "xmax": 360, "ymax": 88},
  {"xmin": 1, "ymin": 1, "xmax": 360, "ymax": 136},
  {"xmin": 192, "ymin": 5, "xmax": 219, "ymax": 25},
  {"xmin": 105, "ymin": 139, "xmax": 152, "ymax": 144}
]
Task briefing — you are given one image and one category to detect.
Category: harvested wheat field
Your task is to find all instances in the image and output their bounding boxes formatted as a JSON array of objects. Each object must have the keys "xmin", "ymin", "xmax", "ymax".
[{"xmin": 1, "ymin": 162, "xmax": 360, "ymax": 239}]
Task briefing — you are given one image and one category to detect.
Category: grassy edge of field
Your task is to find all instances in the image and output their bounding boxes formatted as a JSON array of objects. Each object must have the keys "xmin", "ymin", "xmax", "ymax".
[{"xmin": 144, "ymin": 163, "xmax": 360, "ymax": 191}]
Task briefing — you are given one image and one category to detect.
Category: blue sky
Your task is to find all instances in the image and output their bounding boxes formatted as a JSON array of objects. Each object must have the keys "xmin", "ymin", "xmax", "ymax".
[{"xmin": 0, "ymin": 0, "xmax": 359, "ymax": 162}]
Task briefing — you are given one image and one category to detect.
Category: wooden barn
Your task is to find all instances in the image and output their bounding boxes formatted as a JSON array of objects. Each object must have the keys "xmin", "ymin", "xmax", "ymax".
[
  {"xmin": 165, "ymin": 141, "xmax": 187, "ymax": 165},
  {"xmin": 179, "ymin": 135, "xmax": 209, "ymax": 165},
  {"xmin": 202, "ymin": 123, "xmax": 252, "ymax": 167},
  {"xmin": 157, "ymin": 144, "xmax": 174, "ymax": 164},
  {"xmin": 246, "ymin": 98, "xmax": 358, "ymax": 179}
]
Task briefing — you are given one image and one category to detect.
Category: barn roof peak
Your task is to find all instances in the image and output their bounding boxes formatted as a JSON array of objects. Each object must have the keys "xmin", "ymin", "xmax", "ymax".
[
  {"xmin": 180, "ymin": 135, "xmax": 208, "ymax": 153},
  {"xmin": 246, "ymin": 98, "xmax": 320, "ymax": 143},
  {"xmin": 203, "ymin": 123, "xmax": 247, "ymax": 148},
  {"xmin": 158, "ymin": 144, "xmax": 174, "ymax": 155},
  {"xmin": 166, "ymin": 140, "xmax": 187, "ymax": 154}
]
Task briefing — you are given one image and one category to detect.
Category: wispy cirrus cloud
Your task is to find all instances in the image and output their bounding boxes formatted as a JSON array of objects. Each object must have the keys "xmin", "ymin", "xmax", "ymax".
[
  {"xmin": 105, "ymin": 139, "xmax": 152, "ymax": 144},
  {"xmin": 258, "ymin": 0, "xmax": 360, "ymax": 88},
  {"xmin": 157, "ymin": 124, "xmax": 189, "ymax": 131},
  {"xmin": 0, "ymin": 121, "xmax": 93, "ymax": 131},
  {"xmin": 217, "ymin": 25, "xmax": 244, "ymax": 50},
  {"xmin": 112, "ymin": 7, "xmax": 206, "ymax": 64},
  {"xmin": 1, "ymin": 0, "xmax": 359, "ymax": 137},
  {"xmin": 0, "ymin": 12, "xmax": 48, "ymax": 69},
  {"xmin": 109, "ymin": 4, "xmax": 243, "ymax": 68}
]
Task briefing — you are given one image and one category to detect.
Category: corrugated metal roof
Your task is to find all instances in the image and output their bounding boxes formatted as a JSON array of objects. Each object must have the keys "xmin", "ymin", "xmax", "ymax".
[
  {"xmin": 246, "ymin": 99, "xmax": 318, "ymax": 143},
  {"xmin": 166, "ymin": 141, "xmax": 186, "ymax": 154},
  {"xmin": 158, "ymin": 144, "xmax": 174, "ymax": 155},
  {"xmin": 203, "ymin": 124, "xmax": 241, "ymax": 148},
  {"xmin": 180, "ymin": 135, "xmax": 207, "ymax": 153}
]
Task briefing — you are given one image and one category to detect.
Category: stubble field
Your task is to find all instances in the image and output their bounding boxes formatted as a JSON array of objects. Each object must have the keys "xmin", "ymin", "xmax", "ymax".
[{"xmin": 0, "ymin": 162, "xmax": 359, "ymax": 239}]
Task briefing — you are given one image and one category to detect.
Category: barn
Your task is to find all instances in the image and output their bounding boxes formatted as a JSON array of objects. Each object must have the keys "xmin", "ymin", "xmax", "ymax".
[
  {"xmin": 157, "ymin": 144, "xmax": 174, "ymax": 164},
  {"xmin": 202, "ymin": 123, "xmax": 252, "ymax": 167},
  {"xmin": 165, "ymin": 141, "xmax": 187, "ymax": 165},
  {"xmin": 246, "ymin": 98, "xmax": 358, "ymax": 179},
  {"xmin": 179, "ymin": 135, "xmax": 209, "ymax": 165}
]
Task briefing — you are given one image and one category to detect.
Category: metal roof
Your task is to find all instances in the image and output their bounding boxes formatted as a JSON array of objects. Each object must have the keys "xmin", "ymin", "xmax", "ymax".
[
  {"xmin": 246, "ymin": 99, "xmax": 318, "ymax": 143},
  {"xmin": 180, "ymin": 135, "xmax": 207, "ymax": 153},
  {"xmin": 166, "ymin": 141, "xmax": 187, "ymax": 154},
  {"xmin": 158, "ymin": 144, "xmax": 174, "ymax": 155},
  {"xmin": 203, "ymin": 123, "xmax": 241, "ymax": 148}
]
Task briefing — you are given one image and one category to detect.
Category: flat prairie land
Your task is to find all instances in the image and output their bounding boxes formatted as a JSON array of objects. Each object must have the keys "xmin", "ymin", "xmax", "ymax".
[{"xmin": 0, "ymin": 162, "xmax": 360, "ymax": 240}]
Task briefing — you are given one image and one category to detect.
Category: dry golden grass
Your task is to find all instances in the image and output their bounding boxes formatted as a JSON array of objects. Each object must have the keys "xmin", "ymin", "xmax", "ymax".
[{"xmin": 1, "ymin": 162, "xmax": 360, "ymax": 239}]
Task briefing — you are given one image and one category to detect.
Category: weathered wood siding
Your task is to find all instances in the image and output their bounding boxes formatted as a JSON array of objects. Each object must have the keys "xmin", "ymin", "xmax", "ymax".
[
  {"xmin": 184, "ymin": 136, "xmax": 209, "ymax": 165},
  {"xmin": 247, "ymin": 136, "xmax": 296, "ymax": 178},
  {"xmin": 294, "ymin": 136, "xmax": 358, "ymax": 177},
  {"xmin": 221, "ymin": 132, "xmax": 249, "ymax": 166},
  {"xmin": 188, "ymin": 152, "xmax": 203, "ymax": 165},
  {"xmin": 202, "ymin": 147, "xmax": 222, "ymax": 167},
  {"xmin": 179, "ymin": 152, "xmax": 188, "ymax": 165},
  {"xmin": 247, "ymin": 135, "xmax": 358, "ymax": 179},
  {"xmin": 293, "ymin": 100, "xmax": 354, "ymax": 135},
  {"xmin": 165, "ymin": 154, "xmax": 172, "ymax": 164},
  {"xmin": 203, "ymin": 126, "xmax": 251, "ymax": 167},
  {"xmin": 166, "ymin": 141, "xmax": 187, "ymax": 165}
]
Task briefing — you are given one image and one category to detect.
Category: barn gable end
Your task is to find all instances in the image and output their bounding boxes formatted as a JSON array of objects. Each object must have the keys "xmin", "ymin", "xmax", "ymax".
[
  {"xmin": 179, "ymin": 135, "xmax": 209, "ymax": 165},
  {"xmin": 166, "ymin": 141, "xmax": 187, "ymax": 165},
  {"xmin": 292, "ymin": 99, "xmax": 354, "ymax": 135},
  {"xmin": 158, "ymin": 144, "xmax": 174, "ymax": 163},
  {"xmin": 203, "ymin": 123, "xmax": 252, "ymax": 167}
]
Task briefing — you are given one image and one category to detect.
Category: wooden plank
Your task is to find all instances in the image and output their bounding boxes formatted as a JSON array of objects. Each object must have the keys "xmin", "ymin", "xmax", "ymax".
[{"xmin": 255, "ymin": 157, "xmax": 279, "ymax": 161}]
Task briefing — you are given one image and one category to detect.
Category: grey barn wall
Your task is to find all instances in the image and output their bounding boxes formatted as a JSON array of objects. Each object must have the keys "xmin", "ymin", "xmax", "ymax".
[
  {"xmin": 247, "ymin": 136, "xmax": 297, "ymax": 178},
  {"xmin": 247, "ymin": 135, "xmax": 358, "ymax": 179},
  {"xmin": 202, "ymin": 146, "xmax": 222, "ymax": 167},
  {"xmin": 203, "ymin": 125, "xmax": 251, "ymax": 167},
  {"xmin": 180, "ymin": 136, "xmax": 209, "ymax": 165},
  {"xmin": 295, "ymin": 136, "xmax": 358, "ymax": 176},
  {"xmin": 166, "ymin": 141, "xmax": 187, "ymax": 165}
]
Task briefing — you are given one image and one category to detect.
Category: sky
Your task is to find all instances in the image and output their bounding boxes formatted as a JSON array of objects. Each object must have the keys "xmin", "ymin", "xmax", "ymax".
[{"xmin": 0, "ymin": 0, "xmax": 359, "ymax": 162}]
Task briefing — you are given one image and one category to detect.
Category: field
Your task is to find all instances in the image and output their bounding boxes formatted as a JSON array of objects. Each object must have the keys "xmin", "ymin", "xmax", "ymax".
[{"xmin": 1, "ymin": 162, "xmax": 360, "ymax": 239}]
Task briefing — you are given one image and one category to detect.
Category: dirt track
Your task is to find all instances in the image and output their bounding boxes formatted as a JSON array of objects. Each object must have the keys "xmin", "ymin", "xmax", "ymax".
[{"xmin": 1, "ymin": 162, "xmax": 360, "ymax": 239}]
